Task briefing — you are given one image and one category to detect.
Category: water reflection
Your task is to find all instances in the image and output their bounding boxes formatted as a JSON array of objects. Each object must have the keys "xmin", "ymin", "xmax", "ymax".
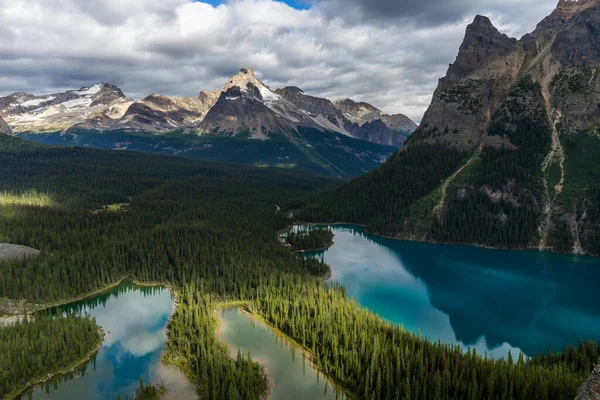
[
  {"xmin": 302, "ymin": 224, "xmax": 600, "ymax": 358},
  {"xmin": 24, "ymin": 281, "xmax": 173, "ymax": 400},
  {"xmin": 219, "ymin": 307, "xmax": 342, "ymax": 400}
]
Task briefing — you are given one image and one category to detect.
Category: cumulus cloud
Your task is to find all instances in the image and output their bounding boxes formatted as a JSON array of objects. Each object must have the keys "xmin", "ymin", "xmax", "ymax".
[{"xmin": 0, "ymin": 0, "xmax": 557, "ymax": 122}]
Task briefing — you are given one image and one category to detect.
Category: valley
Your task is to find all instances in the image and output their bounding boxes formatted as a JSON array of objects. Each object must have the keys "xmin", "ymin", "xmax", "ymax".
[
  {"xmin": 0, "ymin": 134, "xmax": 598, "ymax": 399},
  {"xmin": 3, "ymin": 0, "xmax": 600, "ymax": 399},
  {"xmin": 0, "ymin": 68, "xmax": 416, "ymax": 178}
]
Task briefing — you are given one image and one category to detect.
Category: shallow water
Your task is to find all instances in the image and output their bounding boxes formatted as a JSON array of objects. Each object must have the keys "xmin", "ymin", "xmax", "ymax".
[
  {"xmin": 301, "ymin": 224, "xmax": 600, "ymax": 358},
  {"xmin": 219, "ymin": 307, "xmax": 341, "ymax": 400},
  {"xmin": 22, "ymin": 281, "xmax": 173, "ymax": 400}
]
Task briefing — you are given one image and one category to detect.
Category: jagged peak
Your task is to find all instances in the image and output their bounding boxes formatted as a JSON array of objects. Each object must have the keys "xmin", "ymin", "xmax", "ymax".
[
  {"xmin": 279, "ymin": 86, "xmax": 304, "ymax": 95},
  {"xmin": 334, "ymin": 98, "xmax": 376, "ymax": 108},
  {"xmin": 223, "ymin": 67, "xmax": 267, "ymax": 92},
  {"xmin": 471, "ymin": 15, "xmax": 494, "ymax": 27},
  {"xmin": 556, "ymin": 0, "xmax": 598, "ymax": 9},
  {"xmin": 442, "ymin": 14, "xmax": 518, "ymax": 84}
]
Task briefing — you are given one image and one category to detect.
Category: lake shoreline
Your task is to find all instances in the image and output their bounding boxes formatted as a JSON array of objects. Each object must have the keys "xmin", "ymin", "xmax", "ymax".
[
  {"xmin": 150, "ymin": 282, "xmax": 199, "ymax": 400},
  {"xmin": 6, "ymin": 328, "xmax": 105, "ymax": 400},
  {"xmin": 293, "ymin": 221, "xmax": 598, "ymax": 259},
  {"xmin": 217, "ymin": 303, "xmax": 346, "ymax": 399},
  {"xmin": 7, "ymin": 278, "xmax": 199, "ymax": 400}
]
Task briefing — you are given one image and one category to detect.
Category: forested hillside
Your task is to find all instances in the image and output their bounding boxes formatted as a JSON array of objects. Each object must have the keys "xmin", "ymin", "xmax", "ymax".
[{"xmin": 0, "ymin": 134, "xmax": 598, "ymax": 399}]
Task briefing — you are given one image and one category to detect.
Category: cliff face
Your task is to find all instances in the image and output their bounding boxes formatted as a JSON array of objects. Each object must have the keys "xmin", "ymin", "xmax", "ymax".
[
  {"xmin": 576, "ymin": 360, "xmax": 600, "ymax": 400},
  {"xmin": 414, "ymin": 15, "xmax": 522, "ymax": 149},
  {"xmin": 0, "ymin": 117, "xmax": 12, "ymax": 135}
]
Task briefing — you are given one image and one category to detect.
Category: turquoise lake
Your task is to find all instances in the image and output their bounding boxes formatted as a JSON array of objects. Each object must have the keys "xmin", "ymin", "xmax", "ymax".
[
  {"xmin": 301, "ymin": 224, "xmax": 600, "ymax": 359},
  {"xmin": 22, "ymin": 281, "xmax": 173, "ymax": 400}
]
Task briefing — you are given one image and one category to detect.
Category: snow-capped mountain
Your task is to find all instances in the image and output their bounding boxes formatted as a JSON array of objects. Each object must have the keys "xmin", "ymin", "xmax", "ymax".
[
  {"xmin": 2, "ymin": 68, "xmax": 418, "ymax": 178},
  {"xmin": 195, "ymin": 68, "xmax": 415, "ymax": 145},
  {"xmin": 0, "ymin": 83, "xmax": 130, "ymax": 133},
  {"xmin": 0, "ymin": 67, "xmax": 416, "ymax": 146}
]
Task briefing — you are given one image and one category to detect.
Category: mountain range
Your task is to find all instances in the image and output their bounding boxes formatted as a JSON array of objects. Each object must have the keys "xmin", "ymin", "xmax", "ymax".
[
  {"xmin": 0, "ymin": 68, "xmax": 416, "ymax": 178},
  {"xmin": 303, "ymin": 0, "xmax": 600, "ymax": 257}
]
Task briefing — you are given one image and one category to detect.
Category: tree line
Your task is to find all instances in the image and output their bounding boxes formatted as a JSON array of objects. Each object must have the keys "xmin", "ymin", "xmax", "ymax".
[{"xmin": 0, "ymin": 313, "xmax": 101, "ymax": 399}]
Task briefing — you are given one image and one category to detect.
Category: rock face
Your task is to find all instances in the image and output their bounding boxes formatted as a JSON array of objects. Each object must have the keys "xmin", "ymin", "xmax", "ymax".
[
  {"xmin": 413, "ymin": 0, "xmax": 600, "ymax": 150},
  {"xmin": 0, "ymin": 244, "xmax": 39, "ymax": 260},
  {"xmin": 108, "ymin": 94, "xmax": 215, "ymax": 132},
  {"xmin": 0, "ymin": 117, "xmax": 11, "ymax": 135},
  {"xmin": 414, "ymin": 15, "xmax": 522, "ymax": 149},
  {"xmin": 576, "ymin": 360, "xmax": 600, "ymax": 400}
]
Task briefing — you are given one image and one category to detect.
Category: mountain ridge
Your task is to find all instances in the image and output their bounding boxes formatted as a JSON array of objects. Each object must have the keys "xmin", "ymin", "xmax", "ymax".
[{"xmin": 1, "ymin": 67, "xmax": 416, "ymax": 147}]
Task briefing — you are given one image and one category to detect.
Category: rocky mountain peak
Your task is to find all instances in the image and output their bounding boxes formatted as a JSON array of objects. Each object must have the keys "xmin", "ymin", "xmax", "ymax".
[
  {"xmin": 277, "ymin": 86, "xmax": 303, "ymax": 96},
  {"xmin": 443, "ymin": 15, "xmax": 518, "ymax": 86},
  {"xmin": 334, "ymin": 98, "xmax": 381, "ymax": 116},
  {"xmin": 223, "ymin": 67, "xmax": 267, "ymax": 92},
  {"xmin": 557, "ymin": 0, "xmax": 598, "ymax": 10},
  {"xmin": 471, "ymin": 15, "xmax": 494, "ymax": 27}
]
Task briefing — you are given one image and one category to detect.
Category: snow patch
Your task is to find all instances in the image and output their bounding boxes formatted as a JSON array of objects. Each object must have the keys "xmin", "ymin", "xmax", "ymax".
[
  {"xmin": 226, "ymin": 96, "xmax": 240, "ymax": 101},
  {"xmin": 61, "ymin": 97, "xmax": 93, "ymax": 109},
  {"xmin": 79, "ymin": 84, "xmax": 102, "ymax": 95},
  {"xmin": 259, "ymin": 87, "xmax": 280, "ymax": 105},
  {"xmin": 21, "ymin": 96, "xmax": 56, "ymax": 107}
]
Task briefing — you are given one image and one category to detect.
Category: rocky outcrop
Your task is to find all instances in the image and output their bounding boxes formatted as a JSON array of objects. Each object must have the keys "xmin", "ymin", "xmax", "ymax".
[
  {"xmin": 443, "ymin": 15, "xmax": 519, "ymax": 87},
  {"xmin": 576, "ymin": 360, "xmax": 600, "ymax": 400},
  {"xmin": 411, "ymin": 1, "xmax": 600, "ymax": 150},
  {"xmin": 413, "ymin": 15, "xmax": 522, "ymax": 149},
  {"xmin": 0, "ymin": 244, "xmax": 39, "ymax": 260},
  {"xmin": 276, "ymin": 87, "xmax": 341, "ymax": 119},
  {"xmin": 0, "ymin": 117, "xmax": 12, "ymax": 135}
]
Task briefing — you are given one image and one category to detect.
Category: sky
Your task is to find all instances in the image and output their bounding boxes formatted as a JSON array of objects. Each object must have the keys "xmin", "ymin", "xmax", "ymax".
[{"xmin": 0, "ymin": 0, "xmax": 558, "ymax": 122}]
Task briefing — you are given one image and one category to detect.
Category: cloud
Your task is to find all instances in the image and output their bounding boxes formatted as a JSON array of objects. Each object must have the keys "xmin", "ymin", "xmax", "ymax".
[
  {"xmin": 0, "ymin": 0, "xmax": 557, "ymax": 122},
  {"xmin": 307, "ymin": 0, "xmax": 555, "ymax": 29}
]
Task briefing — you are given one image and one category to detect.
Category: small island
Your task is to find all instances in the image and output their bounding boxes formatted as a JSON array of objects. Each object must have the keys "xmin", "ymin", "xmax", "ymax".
[{"xmin": 284, "ymin": 228, "xmax": 334, "ymax": 252}]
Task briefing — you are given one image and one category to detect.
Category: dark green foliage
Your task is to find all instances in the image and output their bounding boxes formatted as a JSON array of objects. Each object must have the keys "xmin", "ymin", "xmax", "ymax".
[
  {"xmin": 286, "ymin": 227, "xmax": 334, "ymax": 251},
  {"xmin": 120, "ymin": 378, "xmax": 162, "ymax": 400},
  {"xmin": 0, "ymin": 314, "xmax": 101, "ymax": 398},
  {"xmin": 0, "ymin": 135, "xmax": 597, "ymax": 399},
  {"xmin": 551, "ymin": 65, "xmax": 594, "ymax": 96},
  {"xmin": 251, "ymin": 276, "xmax": 595, "ymax": 400},
  {"xmin": 299, "ymin": 144, "xmax": 469, "ymax": 233},
  {"xmin": 17, "ymin": 126, "xmax": 397, "ymax": 178},
  {"xmin": 581, "ymin": 186, "xmax": 600, "ymax": 255},
  {"xmin": 166, "ymin": 288, "xmax": 268, "ymax": 399},
  {"xmin": 439, "ymin": 79, "xmax": 484, "ymax": 114}
]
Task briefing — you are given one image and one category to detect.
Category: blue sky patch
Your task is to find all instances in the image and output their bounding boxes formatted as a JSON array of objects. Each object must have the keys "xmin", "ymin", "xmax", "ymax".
[{"xmin": 194, "ymin": 0, "xmax": 310, "ymax": 10}]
